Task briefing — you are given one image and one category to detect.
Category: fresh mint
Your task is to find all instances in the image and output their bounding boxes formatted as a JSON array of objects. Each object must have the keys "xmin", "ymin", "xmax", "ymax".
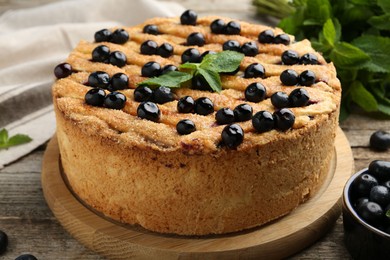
[
  {"xmin": 138, "ymin": 50, "xmax": 244, "ymax": 93},
  {"xmin": 0, "ymin": 128, "xmax": 32, "ymax": 150},
  {"xmin": 253, "ymin": 0, "xmax": 390, "ymax": 120},
  {"xmin": 387, "ymin": 208, "xmax": 390, "ymax": 219}
]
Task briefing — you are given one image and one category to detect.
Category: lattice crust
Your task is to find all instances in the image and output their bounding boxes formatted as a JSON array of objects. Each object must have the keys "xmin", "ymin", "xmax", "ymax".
[{"xmin": 53, "ymin": 16, "xmax": 341, "ymax": 153}]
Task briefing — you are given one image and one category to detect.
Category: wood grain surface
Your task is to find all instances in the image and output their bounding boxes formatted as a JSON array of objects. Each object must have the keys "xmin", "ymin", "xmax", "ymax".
[{"xmin": 1, "ymin": 0, "xmax": 389, "ymax": 259}]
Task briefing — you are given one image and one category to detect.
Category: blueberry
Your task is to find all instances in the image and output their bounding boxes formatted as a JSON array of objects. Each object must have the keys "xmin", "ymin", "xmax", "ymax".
[
  {"xmin": 15, "ymin": 254, "xmax": 38, "ymax": 260},
  {"xmin": 289, "ymin": 88, "xmax": 310, "ymax": 107},
  {"xmin": 221, "ymin": 124, "xmax": 244, "ymax": 149},
  {"xmin": 94, "ymin": 28, "xmax": 112, "ymax": 42},
  {"xmin": 210, "ymin": 19, "xmax": 225, "ymax": 34},
  {"xmin": 369, "ymin": 160, "xmax": 390, "ymax": 182},
  {"xmin": 271, "ymin": 91, "xmax": 290, "ymax": 109},
  {"xmin": 141, "ymin": 61, "xmax": 161, "ymax": 77},
  {"xmin": 0, "ymin": 230, "xmax": 8, "ymax": 255},
  {"xmin": 194, "ymin": 97, "xmax": 214, "ymax": 115},
  {"xmin": 225, "ymin": 21, "xmax": 241, "ymax": 35},
  {"xmin": 85, "ymin": 88, "xmax": 106, "ymax": 107},
  {"xmin": 137, "ymin": 101, "xmax": 161, "ymax": 122},
  {"xmin": 234, "ymin": 104, "xmax": 253, "ymax": 122},
  {"xmin": 281, "ymin": 50, "xmax": 300, "ymax": 65},
  {"xmin": 191, "ymin": 74, "xmax": 212, "ymax": 91},
  {"xmin": 370, "ymin": 185, "xmax": 390, "ymax": 207},
  {"xmin": 181, "ymin": 48, "xmax": 201, "ymax": 63},
  {"xmin": 143, "ymin": 24, "xmax": 159, "ymax": 35},
  {"xmin": 274, "ymin": 34, "xmax": 290, "ymax": 45},
  {"xmin": 104, "ymin": 91, "xmax": 127, "ymax": 109},
  {"xmin": 299, "ymin": 70, "xmax": 316, "ymax": 86},
  {"xmin": 370, "ymin": 131, "xmax": 390, "ymax": 151},
  {"xmin": 273, "ymin": 108, "xmax": 295, "ymax": 131},
  {"xmin": 92, "ymin": 45, "xmax": 110, "ymax": 63},
  {"xmin": 258, "ymin": 29, "xmax": 274, "ymax": 44},
  {"xmin": 187, "ymin": 32, "xmax": 205, "ymax": 47},
  {"xmin": 176, "ymin": 119, "xmax": 196, "ymax": 135},
  {"xmin": 180, "ymin": 10, "xmax": 197, "ymax": 25},
  {"xmin": 223, "ymin": 40, "xmax": 241, "ymax": 52},
  {"xmin": 300, "ymin": 53, "xmax": 318, "ymax": 65},
  {"xmin": 153, "ymin": 86, "xmax": 174, "ymax": 104},
  {"xmin": 384, "ymin": 180, "xmax": 390, "ymax": 190},
  {"xmin": 354, "ymin": 197, "xmax": 370, "ymax": 209},
  {"xmin": 352, "ymin": 172, "xmax": 378, "ymax": 197},
  {"xmin": 110, "ymin": 73, "xmax": 128, "ymax": 90},
  {"xmin": 88, "ymin": 71, "xmax": 110, "ymax": 88},
  {"xmin": 215, "ymin": 108, "xmax": 235, "ymax": 125},
  {"xmin": 111, "ymin": 28, "xmax": 129, "ymax": 44},
  {"xmin": 252, "ymin": 110, "xmax": 275, "ymax": 133},
  {"xmin": 177, "ymin": 96, "xmax": 195, "ymax": 113},
  {"xmin": 140, "ymin": 40, "xmax": 158, "ymax": 55},
  {"xmin": 161, "ymin": 64, "xmax": 178, "ymax": 74},
  {"xmin": 157, "ymin": 43, "xmax": 174, "ymax": 58},
  {"xmin": 109, "ymin": 51, "xmax": 127, "ymax": 67},
  {"xmin": 54, "ymin": 63, "xmax": 72, "ymax": 79},
  {"xmin": 244, "ymin": 63, "xmax": 266, "ymax": 78},
  {"xmin": 357, "ymin": 201, "xmax": 384, "ymax": 225},
  {"xmin": 134, "ymin": 85, "xmax": 153, "ymax": 102},
  {"xmin": 280, "ymin": 69, "xmax": 299, "ymax": 86},
  {"xmin": 245, "ymin": 82, "xmax": 266, "ymax": 103},
  {"xmin": 241, "ymin": 42, "xmax": 259, "ymax": 57}
]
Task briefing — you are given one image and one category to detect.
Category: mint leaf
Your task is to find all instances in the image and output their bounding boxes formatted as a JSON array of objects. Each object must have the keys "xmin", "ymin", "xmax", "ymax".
[
  {"xmin": 139, "ymin": 71, "xmax": 192, "ymax": 87},
  {"xmin": 197, "ymin": 68, "xmax": 222, "ymax": 93},
  {"xmin": 0, "ymin": 128, "xmax": 32, "ymax": 150},
  {"xmin": 368, "ymin": 14, "xmax": 390, "ymax": 31},
  {"xmin": 378, "ymin": 0, "xmax": 390, "ymax": 13},
  {"xmin": 200, "ymin": 51, "xmax": 244, "ymax": 73},
  {"xmin": 180, "ymin": 63, "xmax": 199, "ymax": 71},
  {"xmin": 387, "ymin": 208, "xmax": 390, "ymax": 218},
  {"xmin": 322, "ymin": 19, "xmax": 336, "ymax": 47},
  {"xmin": 352, "ymin": 35, "xmax": 390, "ymax": 73},
  {"xmin": 7, "ymin": 134, "xmax": 32, "ymax": 147},
  {"xmin": 350, "ymin": 81, "xmax": 378, "ymax": 112},
  {"xmin": 329, "ymin": 42, "xmax": 370, "ymax": 69}
]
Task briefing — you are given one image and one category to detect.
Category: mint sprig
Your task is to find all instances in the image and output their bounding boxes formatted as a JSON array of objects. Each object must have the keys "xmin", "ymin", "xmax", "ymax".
[
  {"xmin": 252, "ymin": 0, "xmax": 390, "ymax": 120},
  {"xmin": 0, "ymin": 128, "xmax": 32, "ymax": 150},
  {"xmin": 138, "ymin": 50, "xmax": 244, "ymax": 93}
]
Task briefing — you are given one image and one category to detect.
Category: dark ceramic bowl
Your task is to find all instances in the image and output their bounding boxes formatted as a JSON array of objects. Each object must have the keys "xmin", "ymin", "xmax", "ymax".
[{"xmin": 342, "ymin": 168, "xmax": 390, "ymax": 260}]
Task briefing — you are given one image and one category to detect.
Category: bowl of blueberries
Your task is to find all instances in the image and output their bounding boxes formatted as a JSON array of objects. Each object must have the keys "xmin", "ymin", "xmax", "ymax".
[{"xmin": 343, "ymin": 160, "xmax": 390, "ymax": 260}]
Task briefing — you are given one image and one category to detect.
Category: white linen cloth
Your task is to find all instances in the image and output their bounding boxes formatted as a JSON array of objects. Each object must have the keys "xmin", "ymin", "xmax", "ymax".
[{"xmin": 0, "ymin": 0, "xmax": 184, "ymax": 168}]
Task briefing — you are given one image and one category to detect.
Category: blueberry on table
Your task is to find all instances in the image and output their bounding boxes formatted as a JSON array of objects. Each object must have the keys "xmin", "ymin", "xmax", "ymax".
[
  {"xmin": 252, "ymin": 111, "xmax": 275, "ymax": 133},
  {"xmin": 370, "ymin": 130, "xmax": 390, "ymax": 151},
  {"xmin": 223, "ymin": 40, "xmax": 241, "ymax": 52},
  {"xmin": 111, "ymin": 29, "xmax": 129, "ymax": 44},
  {"xmin": 181, "ymin": 48, "xmax": 201, "ymax": 63},
  {"xmin": 88, "ymin": 71, "xmax": 110, "ymax": 89},
  {"xmin": 221, "ymin": 124, "xmax": 244, "ymax": 149},
  {"xmin": 109, "ymin": 51, "xmax": 127, "ymax": 67},
  {"xmin": 352, "ymin": 172, "xmax": 378, "ymax": 197},
  {"xmin": 92, "ymin": 45, "xmax": 110, "ymax": 63},
  {"xmin": 258, "ymin": 29, "xmax": 274, "ymax": 44},
  {"xmin": 225, "ymin": 21, "xmax": 241, "ymax": 35},
  {"xmin": 161, "ymin": 64, "xmax": 178, "ymax": 74},
  {"xmin": 157, "ymin": 43, "xmax": 174, "ymax": 58},
  {"xmin": 194, "ymin": 97, "xmax": 214, "ymax": 116},
  {"xmin": 176, "ymin": 119, "xmax": 196, "ymax": 135},
  {"xmin": 140, "ymin": 40, "xmax": 158, "ymax": 55},
  {"xmin": 245, "ymin": 82, "xmax": 266, "ymax": 103},
  {"xmin": 299, "ymin": 70, "xmax": 316, "ymax": 86},
  {"xmin": 153, "ymin": 86, "xmax": 174, "ymax": 104},
  {"xmin": 216, "ymin": 108, "xmax": 235, "ymax": 125},
  {"xmin": 0, "ymin": 230, "xmax": 8, "ymax": 255},
  {"xmin": 141, "ymin": 61, "xmax": 162, "ymax": 77},
  {"xmin": 54, "ymin": 63, "xmax": 72, "ymax": 79},
  {"xmin": 368, "ymin": 160, "xmax": 390, "ymax": 182},
  {"xmin": 15, "ymin": 254, "xmax": 38, "ymax": 260},
  {"xmin": 94, "ymin": 28, "xmax": 112, "ymax": 42},
  {"xmin": 274, "ymin": 34, "xmax": 290, "ymax": 45},
  {"xmin": 110, "ymin": 73, "xmax": 128, "ymax": 91},
  {"xmin": 289, "ymin": 88, "xmax": 310, "ymax": 107},
  {"xmin": 241, "ymin": 42, "xmax": 259, "ymax": 57},
  {"xmin": 234, "ymin": 104, "xmax": 253, "ymax": 122},
  {"xmin": 191, "ymin": 75, "xmax": 212, "ymax": 91},
  {"xmin": 177, "ymin": 96, "xmax": 195, "ymax": 113},
  {"xmin": 281, "ymin": 50, "xmax": 300, "ymax": 65},
  {"xmin": 300, "ymin": 53, "xmax": 318, "ymax": 65},
  {"xmin": 180, "ymin": 10, "xmax": 197, "ymax": 25}
]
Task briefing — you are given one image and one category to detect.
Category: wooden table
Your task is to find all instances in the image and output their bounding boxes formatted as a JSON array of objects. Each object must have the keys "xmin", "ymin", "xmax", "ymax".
[{"xmin": 1, "ymin": 0, "xmax": 389, "ymax": 259}]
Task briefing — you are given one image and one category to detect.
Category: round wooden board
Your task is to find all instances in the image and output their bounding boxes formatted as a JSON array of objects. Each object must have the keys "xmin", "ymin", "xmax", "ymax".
[{"xmin": 41, "ymin": 128, "xmax": 354, "ymax": 260}]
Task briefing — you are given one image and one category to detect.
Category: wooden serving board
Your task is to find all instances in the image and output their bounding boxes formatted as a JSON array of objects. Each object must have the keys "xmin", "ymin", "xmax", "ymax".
[{"xmin": 41, "ymin": 128, "xmax": 354, "ymax": 260}]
